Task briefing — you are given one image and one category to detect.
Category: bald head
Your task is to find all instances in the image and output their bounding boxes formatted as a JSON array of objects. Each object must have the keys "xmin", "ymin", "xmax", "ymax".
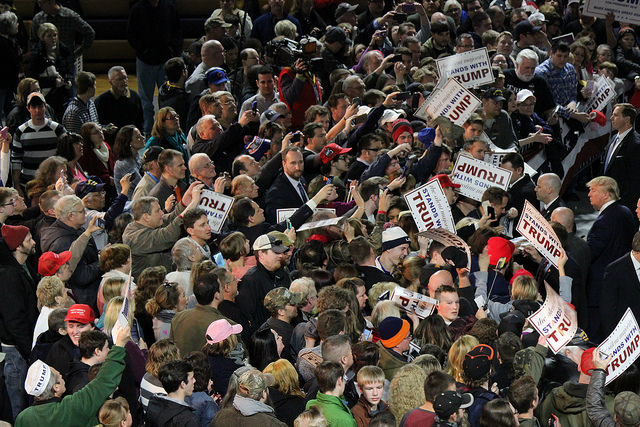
[
  {"xmin": 550, "ymin": 207, "xmax": 575, "ymax": 233},
  {"xmin": 428, "ymin": 270, "xmax": 454, "ymax": 298},
  {"xmin": 431, "ymin": 12, "xmax": 448, "ymax": 25},
  {"xmin": 201, "ymin": 40, "xmax": 224, "ymax": 68},
  {"xmin": 535, "ymin": 173, "xmax": 561, "ymax": 204}
]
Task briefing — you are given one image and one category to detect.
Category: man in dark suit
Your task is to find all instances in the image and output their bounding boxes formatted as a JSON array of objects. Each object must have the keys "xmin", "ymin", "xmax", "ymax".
[
  {"xmin": 534, "ymin": 172, "xmax": 565, "ymax": 221},
  {"xmin": 602, "ymin": 103, "xmax": 640, "ymax": 216},
  {"xmin": 500, "ymin": 153, "xmax": 536, "ymax": 237},
  {"xmin": 586, "ymin": 176, "xmax": 636, "ymax": 341},
  {"xmin": 301, "ymin": 122, "xmax": 327, "ymax": 184},
  {"xmin": 600, "ymin": 231, "xmax": 640, "ymax": 337},
  {"xmin": 345, "ymin": 134, "xmax": 384, "ymax": 183},
  {"xmin": 264, "ymin": 146, "xmax": 309, "ymax": 224}
]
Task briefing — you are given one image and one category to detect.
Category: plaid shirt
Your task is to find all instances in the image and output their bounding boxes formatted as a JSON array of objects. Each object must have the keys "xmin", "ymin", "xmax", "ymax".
[
  {"xmin": 535, "ymin": 59, "xmax": 578, "ymax": 119},
  {"xmin": 62, "ymin": 97, "xmax": 100, "ymax": 134},
  {"xmin": 31, "ymin": 6, "xmax": 95, "ymax": 57}
]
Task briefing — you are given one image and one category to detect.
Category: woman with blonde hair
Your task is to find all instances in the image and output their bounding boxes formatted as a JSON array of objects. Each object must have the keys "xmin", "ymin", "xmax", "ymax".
[
  {"xmin": 32, "ymin": 275, "xmax": 69, "ymax": 347},
  {"xmin": 144, "ymin": 106, "xmax": 188, "ymax": 169},
  {"xmin": 97, "ymin": 396, "xmax": 132, "ymax": 427},
  {"xmin": 140, "ymin": 339, "xmax": 181, "ymax": 412},
  {"xmin": 264, "ymin": 359, "xmax": 306, "ymax": 426},
  {"xmin": 446, "ymin": 334, "xmax": 480, "ymax": 388},
  {"xmin": 294, "ymin": 405, "xmax": 327, "ymax": 427},
  {"xmin": 388, "ymin": 364, "xmax": 427, "ymax": 424},
  {"xmin": 145, "ymin": 282, "xmax": 187, "ymax": 340}
]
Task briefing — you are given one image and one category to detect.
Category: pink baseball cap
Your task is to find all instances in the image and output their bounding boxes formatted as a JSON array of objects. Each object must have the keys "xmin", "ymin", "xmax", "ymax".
[{"xmin": 205, "ymin": 319, "xmax": 243, "ymax": 344}]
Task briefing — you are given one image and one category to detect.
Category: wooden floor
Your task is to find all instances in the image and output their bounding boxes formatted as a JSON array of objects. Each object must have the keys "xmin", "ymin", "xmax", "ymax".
[{"xmin": 95, "ymin": 74, "xmax": 140, "ymax": 95}]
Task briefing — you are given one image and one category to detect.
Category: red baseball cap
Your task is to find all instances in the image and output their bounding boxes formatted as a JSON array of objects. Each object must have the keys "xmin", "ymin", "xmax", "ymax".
[
  {"xmin": 486, "ymin": 237, "xmax": 515, "ymax": 266},
  {"xmin": 430, "ymin": 174, "xmax": 461, "ymax": 189},
  {"xmin": 320, "ymin": 143, "xmax": 351, "ymax": 164},
  {"xmin": 65, "ymin": 304, "xmax": 95, "ymax": 324},
  {"xmin": 509, "ymin": 268, "xmax": 533, "ymax": 285},
  {"xmin": 38, "ymin": 251, "xmax": 72, "ymax": 276}
]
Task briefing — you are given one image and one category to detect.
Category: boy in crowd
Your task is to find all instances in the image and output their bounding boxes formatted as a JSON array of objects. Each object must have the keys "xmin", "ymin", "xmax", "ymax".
[
  {"xmin": 306, "ymin": 361, "xmax": 357, "ymax": 427},
  {"xmin": 351, "ymin": 366, "xmax": 390, "ymax": 426}
]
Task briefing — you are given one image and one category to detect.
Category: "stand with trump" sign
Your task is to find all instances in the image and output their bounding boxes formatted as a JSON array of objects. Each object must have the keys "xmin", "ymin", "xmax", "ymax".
[{"xmin": 450, "ymin": 154, "xmax": 512, "ymax": 201}]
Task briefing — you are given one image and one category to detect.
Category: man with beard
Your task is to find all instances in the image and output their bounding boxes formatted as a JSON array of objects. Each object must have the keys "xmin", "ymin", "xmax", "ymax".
[
  {"xmin": 376, "ymin": 227, "xmax": 410, "ymax": 278},
  {"xmin": 503, "ymin": 49, "xmax": 556, "ymax": 120},
  {"xmin": 0, "ymin": 225, "xmax": 38, "ymax": 418}
]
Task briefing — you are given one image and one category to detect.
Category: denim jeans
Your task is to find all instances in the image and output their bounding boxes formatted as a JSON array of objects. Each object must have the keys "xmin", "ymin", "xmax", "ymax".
[
  {"xmin": 2, "ymin": 345, "xmax": 26, "ymax": 420},
  {"xmin": 136, "ymin": 57, "xmax": 166, "ymax": 136}
]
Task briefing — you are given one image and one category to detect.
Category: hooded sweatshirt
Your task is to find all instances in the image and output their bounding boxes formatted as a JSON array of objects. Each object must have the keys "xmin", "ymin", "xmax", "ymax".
[
  {"xmin": 538, "ymin": 381, "xmax": 615, "ymax": 427},
  {"xmin": 211, "ymin": 394, "xmax": 287, "ymax": 427},
  {"xmin": 145, "ymin": 394, "xmax": 199, "ymax": 427}
]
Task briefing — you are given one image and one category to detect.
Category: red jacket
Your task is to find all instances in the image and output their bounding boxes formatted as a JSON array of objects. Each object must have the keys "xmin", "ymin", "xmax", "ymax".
[{"xmin": 79, "ymin": 143, "xmax": 116, "ymax": 185}]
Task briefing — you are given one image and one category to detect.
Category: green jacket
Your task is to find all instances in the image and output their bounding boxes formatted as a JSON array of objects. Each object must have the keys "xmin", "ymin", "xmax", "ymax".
[
  {"xmin": 170, "ymin": 304, "xmax": 233, "ymax": 355},
  {"xmin": 15, "ymin": 345, "xmax": 126, "ymax": 427},
  {"xmin": 306, "ymin": 392, "xmax": 356, "ymax": 427},
  {"xmin": 377, "ymin": 340, "xmax": 407, "ymax": 381}
]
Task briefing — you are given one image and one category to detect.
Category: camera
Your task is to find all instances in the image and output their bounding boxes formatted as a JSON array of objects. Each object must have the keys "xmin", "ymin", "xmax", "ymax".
[{"xmin": 265, "ymin": 37, "xmax": 321, "ymax": 73}]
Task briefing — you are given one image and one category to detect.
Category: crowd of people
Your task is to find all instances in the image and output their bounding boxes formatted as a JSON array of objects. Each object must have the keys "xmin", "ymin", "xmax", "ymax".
[{"xmin": 0, "ymin": 0, "xmax": 640, "ymax": 425}]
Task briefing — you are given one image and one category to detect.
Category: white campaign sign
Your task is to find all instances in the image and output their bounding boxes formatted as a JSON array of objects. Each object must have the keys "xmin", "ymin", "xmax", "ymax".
[
  {"xmin": 598, "ymin": 308, "xmax": 640, "ymax": 385},
  {"xmin": 516, "ymin": 200, "xmax": 562, "ymax": 268},
  {"xmin": 419, "ymin": 227, "xmax": 472, "ymax": 268},
  {"xmin": 528, "ymin": 283, "xmax": 578, "ymax": 354},
  {"xmin": 584, "ymin": 0, "xmax": 640, "ymax": 26},
  {"xmin": 199, "ymin": 189, "xmax": 234, "ymax": 233},
  {"xmin": 451, "ymin": 154, "xmax": 512, "ymax": 201},
  {"xmin": 580, "ymin": 75, "xmax": 616, "ymax": 113},
  {"xmin": 416, "ymin": 78, "xmax": 481, "ymax": 126},
  {"xmin": 436, "ymin": 47, "xmax": 495, "ymax": 88},
  {"xmin": 276, "ymin": 208, "xmax": 336, "ymax": 223},
  {"xmin": 391, "ymin": 286, "xmax": 438, "ymax": 319},
  {"xmin": 404, "ymin": 179, "xmax": 456, "ymax": 233}
]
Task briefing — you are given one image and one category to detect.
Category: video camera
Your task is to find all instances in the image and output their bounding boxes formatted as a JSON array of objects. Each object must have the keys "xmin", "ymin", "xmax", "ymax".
[{"xmin": 265, "ymin": 37, "xmax": 322, "ymax": 73}]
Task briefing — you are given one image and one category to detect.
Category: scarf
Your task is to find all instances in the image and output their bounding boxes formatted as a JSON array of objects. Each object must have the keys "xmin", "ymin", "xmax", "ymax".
[{"xmin": 93, "ymin": 142, "xmax": 110, "ymax": 167}]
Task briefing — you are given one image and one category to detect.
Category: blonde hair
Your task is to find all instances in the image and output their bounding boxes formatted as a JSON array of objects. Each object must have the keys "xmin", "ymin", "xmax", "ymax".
[
  {"xmin": 371, "ymin": 301, "xmax": 401, "ymax": 329},
  {"xmin": 368, "ymin": 281, "xmax": 397, "ymax": 311},
  {"xmin": 146, "ymin": 339, "xmax": 181, "ymax": 376},
  {"xmin": 264, "ymin": 359, "xmax": 305, "ymax": 397},
  {"xmin": 446, "ymin": 335, "xmax": 479, "ymax": 382},
  {"xmin": 586, "ymin": 176, "xmax": 619, "ymax": 200},
  {"xmin": 98, "ymin": 396, "xmax": 130, "ymax": 427},
  {"xmin": 511, "ymin": 275, "xmax": 538, "ymax": 301},
  {"xmin": 36, "ymin": 276, "xmax": 65, "ymax": 309},
  {"xmin": 356, "ymin": 365, "xmax": 385, "ymax": 387},
  {"xmin": 103, "ymin": 297, "xmax": 134, "ymax": 339},
  {"xmin": 389, "ymin": 364, "xmax": 427, "ymax": 423},
  {"xmin": 294, "ymin": 406, "xmax": 327, "ymax": 427},
  {"xmin": 37, "ymin": 22, "xmax": 57, "ymax": 40},
  {"xmin": 102, "ymin": 278, "xmax": 126, "ymax": 305}
]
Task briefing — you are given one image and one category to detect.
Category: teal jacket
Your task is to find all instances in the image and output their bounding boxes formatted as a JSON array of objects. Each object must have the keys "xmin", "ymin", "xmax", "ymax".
[
  {"xmin": 15, "ymin": 345, "xmax": 126, "ymax": 427},
  {"xmin": 306, "ymin": 392, "xmax": 356, "ymax": 427}
]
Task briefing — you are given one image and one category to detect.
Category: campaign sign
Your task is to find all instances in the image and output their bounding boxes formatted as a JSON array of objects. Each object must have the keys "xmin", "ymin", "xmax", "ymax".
[
  {"xmin": 418, "ymin": 78, "xmax": 482, "ymax": 126},
  {"xmin": 391, "ymin": 286, "xmax": 438, "ymax": 319},
  {"xmin": 404, "ymin": 179, "xmax": 456, "ymax": 233},
  {"xmin": 276, "ymin": 208, "xmax": 336, "ymax": 224},
  {"xmin": 516, "ymin": 200, "xmax": 562, "ymax": 268},
  {"xmin": 419, "ymin": 227, "xmax": 472, "ymax": 269},
  {"xmin": 584, "ymin": 0, "xmax": 640, "ymax": 26},
  {"xmin": 199, "ymin": 189, "xmax": 234, "ymax": 233},
  {"xmin": 436, "ymin": 48, "xmax": 495, "ymax": 89},
  {"xmin": 451, "ymin": 154, "xmax": 512, "ymax": 202},
  {"xmin": 581, "ymin": 76, "xmax": 616, "ymax": 113},
  {"xmin": 598, "ymin": 308, "xmax": 640, "ymax": 385},
  {"xmin": 528, "ymin": 283, "xmax": 578, "ymax": 354},
  {"xmin": 117, "ymin": 264, "xmax": 133, "ymax": 331}
]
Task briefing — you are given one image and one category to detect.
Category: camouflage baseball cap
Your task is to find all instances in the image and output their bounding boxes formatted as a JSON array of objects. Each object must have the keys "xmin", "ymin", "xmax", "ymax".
[
  {"xmin": 615, "ymin": 392, "xmax": 640, "ymax": 427},
  {"xmin": 512, "ymin": 347, "xmax": 536, "ymax": 379},
  {"xmin": 264, "ymin": 287, "xmax": 303, "ymax": 314},
  {"xmin": 237, "ymin": 369, "xmax": 275, "ymax": 399},
  {"xmin": 268, "ymin": 231, "xmax": 293, "ymax": 247}
]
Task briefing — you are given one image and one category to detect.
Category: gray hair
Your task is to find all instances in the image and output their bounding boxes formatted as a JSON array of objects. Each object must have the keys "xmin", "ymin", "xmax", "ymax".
[
  {"xmin": 0, "ymin": 11, "xmax": 18, "ymax": 35},
  {"xmin": 172, "ymin": 237, "xmax": 199, "ymax": 271},
  {"xmin": 443, "ymin": 0, "xmax": 462, "ymax": 12},
  {"xmin": 290, "ymin": 277, "xmax": 316, "ymax": 300},
  {"xmin": 213, "ymin": 90, "xmax": 234, "ymax": 101},
  {"xmin": 516, "ymin": 49, "xmax": 539, "ymax": 66},
  {"xmin": 342, "ymin": 75, "xmax": 363, "ymax": 90},
  {"xmin": 188, "ymin": 152, "xmax": 212, "ymax": 175},
  {"xmin": 539, "ymin": 173, "xmax": 561, "ymax": 195},
  {"xmin": 34, "ymin": 369, "xmax": 58, "ymax": 402},
  {"xmin": 274, "ymin": 20, "xmax": 297, "ymax": 39},
  {"xmin": 196, "ymin": 114, "xmax": 217, "ymax": 139},
  {"xmin": 108, "ymin": 66, "xmax": 126, "ymax": 79},
  {"xmin": 54, "ymin": 195, "xmax": 83, "ymax": 220},
  {"xmin": 131, "ymin": 196, "xmax": 158, "ymax": 221}
]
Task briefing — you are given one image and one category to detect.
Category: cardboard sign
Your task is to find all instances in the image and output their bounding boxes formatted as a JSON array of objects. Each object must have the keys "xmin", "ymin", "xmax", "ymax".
[
  {"xmin": 416, "ymin": 78, "xmax": 481, "ymax": 126},
  {"xmin": 297, "ymin": 216, "xmax": 342, "ymax": 231},
  {"xmin": 419, "ymin": 227, "xmax": 472, "ymax": 269},
  {"xmin": 451, "ymin": 154, "xmax": 512, "ymax": 202},
  {"xmin": 528, "ymin": 283, "xmax": 578, "ymax": 354},
  {"xmin": 199, "ymin": 189, "xmax": 234, "ymax": 233},
  {"xmin": 276, "ymin": 208, "xmax": 336, "ymax": 223},
  {"xmin": 391, "ymin": 286, "xmax": 438, "ymax": 319},
  {"xmin": 598, "ymin": 308, "xmax": 640, "ymax": 385},
  {"xmin": 580, "ymin": 76, "xmax": 616, "ymax": 113},
  {"xmin": 516, "ymin": 200, "xmax": 562, "ymax": 268},
  {"xmin": 117, "ymin": 263, "xmax": 133, "ymax": 332},
  {"xmin": 404, "ymin": 179, "xmax": 456, "ymax": 233},
  {"xmin": 436, "ymin": 47, "xmax": 495, "ymax": 88},
  {"xmin": 584, "ymin": 0, "xmax": 640, "ymax": 26}
]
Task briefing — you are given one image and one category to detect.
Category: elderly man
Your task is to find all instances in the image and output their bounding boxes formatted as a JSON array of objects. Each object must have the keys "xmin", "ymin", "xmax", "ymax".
[
  {"xmin": 123, "ymin": 182, "xmax": 202, "ymax": 279},
  {"xmin": 148, "ymin": 149, "xmax": 188, "ymax": 210},
  {"xmin": 231, "ymin": 175, "xmax": 259, "ymax": 199},
  {"xmin": 41, "ymin": 196, "xmax": 101, "ymax": 311},
  {"xmin": 232, "ymin": 154, "xmax": 261, "ymax": 178},
  {"xmin": 534, "ymin": 173, "xmax": 565, "ymax": 221},
  {"xmin": 585, "ymin": 176, "xmax": 636, "ymax": 340},
  {"xmin": 94, "ymin": 66, "xmax": 144, "ymax": 133},
  {"xmin": 189, "ymin": 152, "xmax": 225, "ymax": 193},
  {"xmin": 342, "ymin": 75, "xmax": 366, "ymax": 104},
  {"xmin": 503, "ymin": 49, "xmax": 556, "ymax": 119}
]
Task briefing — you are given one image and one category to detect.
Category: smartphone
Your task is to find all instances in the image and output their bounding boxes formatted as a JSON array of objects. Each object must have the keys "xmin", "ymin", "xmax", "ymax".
[
  {"xmin": 401, "ymin": 2, "xmax": 417, "ymax": 12},
  {"xmin": 376, "ymin": 29, "xmax": 387, "ymax": 38},
  {"xmin": 393, "ymin": 11, "xmax": 408, "ymax": 21},
  {"xmin": 326, "ymin": 177, "xmax": 333, "ymax": 185},
  {"xmin": 482, "ymin": 200, "xmax": 495, "ymax": 219},
  {"xmin": 361, "ymin": 328, "xmax": 372, "ymax": 341},
  {"xmin": 286, "ymin": 219, "xmax": 293, "ymax": 230},
  {"xmin": 549, "ymin": 414, "xmax": 559, "ymax": 427},
  {"xmin": 97, "ymin": 217, "xmax": 105, "ymax": 229},
  {"xmin": 352, "ymin": 97, "xmax": 361, "ymax": 107},
  {"xmin": 0, "ymin": 126, "xmax": 8, "ymax": 139},
  {"xmin": 389, "ymin": 55, "xmax": 404, "ymax": 63},
  {"xmin": 411, "ymin": 92, "xmax": 421, "ymax": 109},
  {"xmin": 400, "ymin": 154, "xmax": 417, "ymax": 178},
  {"xmin": 251, "ymin": 101, "xmax": 258, "ymax": 113},
  {"xmin": 395, "ymin": 91, "xmax": 412, "ymax": 101},
  {"xmin": 292, "ymin": 132, "xmax": 302, "ymax": 143}
]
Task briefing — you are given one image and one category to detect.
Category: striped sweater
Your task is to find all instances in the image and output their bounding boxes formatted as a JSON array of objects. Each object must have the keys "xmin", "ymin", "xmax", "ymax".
[{"xmin": 11, "ymin": 119, "xmax": 66, "ymax": 183}]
